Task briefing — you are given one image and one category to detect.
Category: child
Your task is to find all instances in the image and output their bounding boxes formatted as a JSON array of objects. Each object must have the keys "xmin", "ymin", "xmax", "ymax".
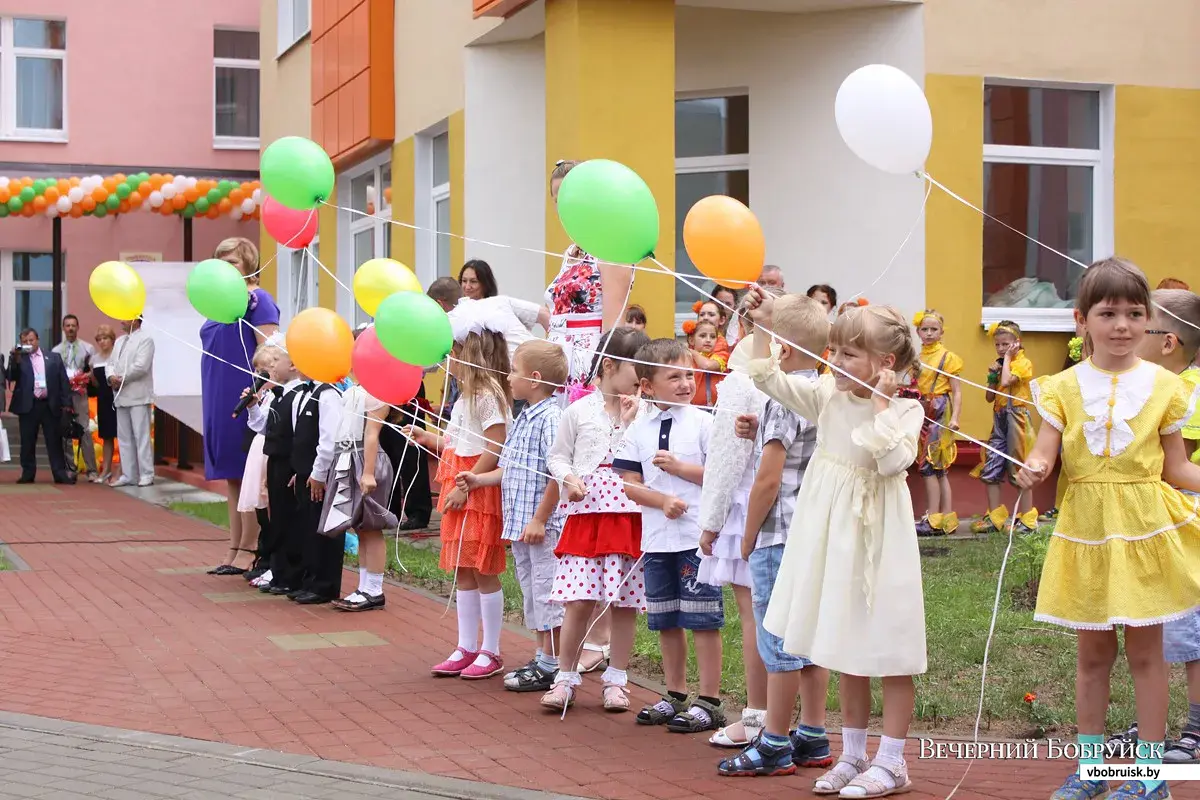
[
  {"xmin": 698, "ymin": 325, "xmax": 770, "ymax": 749},
  {"xmin": 970, "ymin": 320, "xmax": 1039, "ymax": 534},
  {"xmin": 325, "ymin": 372, "xmax": 398, "ymax": 611},
  {"xmin": 686, "ymin": 319, "xmax": 726, "ymax": 407},
  {"xmin": 741, "ymin": 288, "xmax": 927, "ymax": 796},
  {"xmin": 289, "ymin": 376, "xmax": 345, "ymax": 605},
  {"xmin": 540, "ymin": 327, "xmax": 651, "ymax": 712},
  {"xmin": 405, "ymin": 302, "xmax": 511, "ymax": 680},
  {"xmin": 459, "ymin": 340, "xmax": 569, "ymax": 692},
  {"xmin": 718, "ymin": 295, "xmax": 833, "ymax": 776},
  {"xmin": 807, "ymin": 284, "xmax": 838, "ymax": 316},
  {"xmin": 1017, "ymin": 259, "xmax": 1200, "ymax": 800},
  {"xmin": 247, "ymin": 343, "xmax": 305, "ymax": 595},
  {"xmin": 912, "ymin": 310, "xmax": 963, "ymax": 537},
  {"xmin": 624, "ymin": 304, "xmax": 647, "ymax": 332},
  {"xmin": 1105, "ymin": 288, "xmax": 1200, "ymax": 764},
  {"xmin": 712, "ymin": 286, "xmax": 741, "ymax": 347},
  {"xmin": 614, "ymin": 338, "xmax": 725, "ymax": 734}
]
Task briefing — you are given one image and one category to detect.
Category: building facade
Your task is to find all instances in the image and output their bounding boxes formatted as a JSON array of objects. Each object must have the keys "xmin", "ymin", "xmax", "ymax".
[
  {"xmin": 0, "ymin": 0, "xmax": 263, "ymax": 350},
  {"xmin": 259, "ymin": 0, "xmax": 1200, "ymax": 439}
]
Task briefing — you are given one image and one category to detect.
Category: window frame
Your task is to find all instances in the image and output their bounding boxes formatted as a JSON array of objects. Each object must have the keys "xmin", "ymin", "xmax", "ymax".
[
  {"xmin": 674, "ymin": 90, "xmax": 750, "ymax": 334},
  {"xmin": 1, "ymin": 250, "xmax": 59, "ymax": 352},
  {"xmin": 336, "ymin": 151, "xmax": 392, "ymax": 324},
  {"xmin": 276, "ymin": 0, "xmax": 311, "ymax": 58},
  {"xmin": 212, "ymin": 27, "xmax": 261, "ymax": 151},
  {"xmin": 275, "ymin": 239, "xmax": 319, "ymax": 329},
  {"xmin": 0, "ymin": 17, "xmax": 68, "ymax": 142},
  {"xmin": 980, "ymin": 79, "xmax": 1114, "ymax": 333},
  {"xmin": 414, "ymin": 122, "xmax": 451, "ymax": 287}
]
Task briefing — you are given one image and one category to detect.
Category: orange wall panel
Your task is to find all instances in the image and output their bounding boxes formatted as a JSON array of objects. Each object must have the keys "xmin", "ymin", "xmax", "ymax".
[
  {"xmin": 312, "ymin": 0, "xmax": 326, "ymax": 39},
  {"xmin": 367, "ymin": 0, "xmax": 395, "ymax": 143},
  {"xmin": 350, "ymin": 2, "xmax": 370, "ymax": 77},
  {"xmin": 311, "ymin": 36, "xmax": 325, "ymax": 101},
  {"xmin": 473, "ymin": 0, "xmax": 536, "ymax": 18},
  {"xmin": 312, "ymin": 98, "xmax": 325, "ymax": 151},
  {"xmin": 337, "ymin": 17, "xmax": 354, "ymax": 86},
  {"xmin": 339, "ymin": 87, "xmax": 355, "ymax": 157},
  {"xmin": 350, "ymin": 71, "xmax": 370, "ymax": 151},
  {"xmin": 324, "ymin": 29, "xmax": 339, "ymax": 102}
]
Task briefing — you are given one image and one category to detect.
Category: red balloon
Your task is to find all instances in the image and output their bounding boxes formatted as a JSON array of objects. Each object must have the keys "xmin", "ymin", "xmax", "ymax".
[
  {"xmin": 262, "ymin": 195, "xmax": 318, "ymax": 248},
  {"xmin": 352, "ymin": 326, "xmax": 424, "ymax": 405}
]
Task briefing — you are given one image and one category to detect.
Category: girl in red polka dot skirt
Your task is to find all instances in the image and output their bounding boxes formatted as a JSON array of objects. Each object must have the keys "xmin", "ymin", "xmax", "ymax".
[{"xmin": 541, "ymin": 327, "xmax": 650, "ymax": 713}]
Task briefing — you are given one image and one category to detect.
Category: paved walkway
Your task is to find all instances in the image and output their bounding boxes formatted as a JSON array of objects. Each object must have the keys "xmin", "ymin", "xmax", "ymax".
[{"xmin": 0, "ymin": 478, "xmax": 1147, "ymax": 800}]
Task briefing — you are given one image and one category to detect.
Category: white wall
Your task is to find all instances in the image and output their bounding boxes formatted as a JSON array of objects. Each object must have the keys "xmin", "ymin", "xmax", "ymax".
[
  {"xmin": 677, "ymin": 4, "xmax": 927, "ymax": 313},
  {"xmin": 463, "ymin": 38, "xmax": 548, "ymax": 306}
]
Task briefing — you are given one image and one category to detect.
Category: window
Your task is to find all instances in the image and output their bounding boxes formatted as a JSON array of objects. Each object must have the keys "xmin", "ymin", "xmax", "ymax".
[
  {"xmin": 276, "ymin": 0, "xmax": 311, "ymax": 56},
  {"xmin": 213, "ymin": 29, "xmax": 260, "ymax": 149},
  {"xmin": 415, "ymin": 126, "xmax": 451, "ymax": 286},
  {"xmin": 0, "ymin": 18, "xmax": 67, "ymax": 140},
  {"xmin": 674, "ymin": 94, "xmax": 749, "ymax": 331},
  {"xmin": 277, "ymin": 241, "xmax": 318, "ymax": 328},
  {"xmin": 338, "ymin": 153, "xmax": 392, "ymax": 326},
  {"xmin": 1, "ymin": 251, "xmax": 55, "ymax": 352},
  {"xmin": 981, "ymin": 83, "xmax": 1112, "ymax": 332},
  {"xmin": 432, "ymin": 133, "xmax": 451, "ymax": 278}
]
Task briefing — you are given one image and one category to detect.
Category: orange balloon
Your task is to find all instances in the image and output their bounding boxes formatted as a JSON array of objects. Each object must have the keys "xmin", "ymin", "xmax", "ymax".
[
  {"xmin": 240, "ymin": 181, "xmax": 252, "ymax": 193},
  {"xmin": 183, "ymin": 188, "xmax": 198, "ymax": 203},
  {"xmin": 138, "ymin": 181, "xmax": 151, "ymax": 196},
  {"xmin": 56, "ymin": 179, "xmax": 69, "ymax": 194},
  {"xmin": 129, "ymin": 192, "xmax": 143, "ymax": 208},
  {"xmin": 69, "ymin": 205, "xmax": 83, "ymax": 218},
  {"xmin": 206, "ymin": 206, "xmax": 220, "ymax": 219},
  {"xmin": 0, "ymin": 189, "xmax": 9, "ymax": 203},
  {"xmin": 21, "ymin": 177, "xmax": 32, "ymax": 187},
  {"xmin": 21, "ymin": 204, "xmax": 34, "ymax": 217},
  {"xmin": 68, "ymin": 176, "xmax": 80, "ymax": 187},
  {"xmin": 160, "ymin": 204, "xmax": 174, "ymax": 216},
  {"xmin": 119, "ymin": 200, "xmax": 130, "ymax": 214},
  {"xmin": 103, "ymin": 178, "xmax": 117, "ymax": 193},
  {"xmin": 287, "ymin": 308, "xmax": 353, "ymax": 384},
  {"xmin": 32, "ymin": 196, "xmax": 46, "ymax": 212},
  {"xmin": 218, "ymin": 198, "xmax": 232, "ymax": 213},
  {"xmin": 682, "ymin": 195, "xmax": 766, "ymax": 290},
  {"xmin": 171, "ymin": 195, "xmax": 187, "ymax": 210},
  {"xmin": 92, "ymin": 187, "xmax": 107, "ymax": 203},
  {"xmin": 44, "ymin": 186, "xmax": 59, "ymax": 202},
  {"xmin": 81, "ymin": 197, "xmax": 96, "ymax": 212},
  {"xmin": 229, "ymin": 189, "xmax": 245, "ymax": 204}
]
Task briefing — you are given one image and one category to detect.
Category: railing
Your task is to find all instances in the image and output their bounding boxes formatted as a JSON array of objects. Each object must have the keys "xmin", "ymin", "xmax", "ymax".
[{"xmin": 154, "ymin": 408, "xmax": 202, "ymax": 470}]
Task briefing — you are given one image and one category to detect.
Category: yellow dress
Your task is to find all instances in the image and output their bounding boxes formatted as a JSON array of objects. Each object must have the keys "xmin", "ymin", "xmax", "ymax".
[
  {"xmin": 1033, "ymin": 359, "xmax": 1200, "ymax": 629},
  {"xmin": 915, "ymin": 342, "xmax": 963, "ymax": 475}
]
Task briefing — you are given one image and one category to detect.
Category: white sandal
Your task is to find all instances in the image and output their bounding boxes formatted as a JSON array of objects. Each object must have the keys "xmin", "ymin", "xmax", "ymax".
[
  {"xmin": 838, "ymin": 761, "xmax": 912, "ymax": 798},
  {"xmin": 709, "ymin": 708, "xmax": 765, "ymax": 748},
  {"xmin": 813, "ymin": 755, "xmax": 871, "ymax": 795},
  {"xmin": 579, "ymin": 642, "xmax": 610, "ymax": 673}
]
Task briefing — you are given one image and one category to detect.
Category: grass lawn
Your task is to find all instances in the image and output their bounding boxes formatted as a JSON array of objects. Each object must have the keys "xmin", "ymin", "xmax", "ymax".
[
  {"xmin": 0, "ymin": 552, "xmax": 10, "ymax": 570},
  {"xmin": 169, "ymin": 500, "xmax": 1188, "ymax": 737}
]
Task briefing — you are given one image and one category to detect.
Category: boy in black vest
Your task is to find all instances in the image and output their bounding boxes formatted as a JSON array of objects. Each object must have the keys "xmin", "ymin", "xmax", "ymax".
[{"xmin": 289, "ymin": 375, "xmax": 345, "ymax": 604}]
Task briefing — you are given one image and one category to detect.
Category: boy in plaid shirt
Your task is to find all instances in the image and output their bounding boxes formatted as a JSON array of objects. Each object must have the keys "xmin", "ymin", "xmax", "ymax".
[{"xmin": 461, "ymin": 340, "xmax": 568, "ymax": 692}]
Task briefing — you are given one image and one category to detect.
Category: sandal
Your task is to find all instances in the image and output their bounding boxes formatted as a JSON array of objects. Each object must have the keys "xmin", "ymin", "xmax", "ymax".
[
  {"xmin": 813, "ymin": 755, "xmax": 870, "ymax": 795},
  {"xmin": 667, "ymin": 698, "xmax": 726, "ymax": 733},
  {"xmin": 505, "ymin": 663, "xmax": 557, "ymax": 693},
  {"xmin": 602, "ymin": 683, "xmax": 630, "ymax": 712},
  {"xmin": 540, "ymin": 680, "xmax": 575, "ymax": 711},
  {"xmin": 331, "ymin": 591, "xmax": 385, "ymax": 611},
  {"xmin": 579, "ymin": 642, "xmax": 610, "ymax": 674},
  {"xmin": 838, "ymin": 761, "xmax": 912, "ymax": 798},
  {"xmin": 504, "ymin": 657, "xmax": 539, "ymax": 684},
  {"xmin": 637, "ymin": 694, "xmax": 689, "ymax": 726},
  {"xmin": 710, "ymin": 708, "xmax": 766, "ymax": 748}
]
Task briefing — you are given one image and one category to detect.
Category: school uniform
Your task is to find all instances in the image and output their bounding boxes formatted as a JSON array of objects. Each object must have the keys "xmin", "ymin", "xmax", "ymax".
[
  {"xmin": 291, "ymin": 382, "xmax": 345, "ymax": 602},
  {"xmin": 250, "ymin": 378, "xmax": 305, "ymax": 592}
]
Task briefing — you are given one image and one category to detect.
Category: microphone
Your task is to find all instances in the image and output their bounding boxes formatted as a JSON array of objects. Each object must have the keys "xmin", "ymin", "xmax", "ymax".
[{"xmin": 232, "ymin": 371, "xmax": 268, "ymax": 417}]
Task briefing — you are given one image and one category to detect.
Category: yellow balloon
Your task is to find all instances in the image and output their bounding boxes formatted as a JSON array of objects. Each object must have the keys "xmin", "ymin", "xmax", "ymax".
[
  {"xmin": 353, "ymin": 258, "xmax": 422, "ymax": 316},
  {"xmin": 89, "ymin": 261, "xmax": 146, "ymax": 320}
]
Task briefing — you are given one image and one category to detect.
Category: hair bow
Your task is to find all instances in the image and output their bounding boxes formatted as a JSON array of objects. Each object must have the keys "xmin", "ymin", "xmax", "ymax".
[
  {"xmin": 448, "ymin": 298, "xmax": 508, "ymax": 343},
  {"xmin": 681, "ymin": 320, "xmax": 697, "ymax": 335}
]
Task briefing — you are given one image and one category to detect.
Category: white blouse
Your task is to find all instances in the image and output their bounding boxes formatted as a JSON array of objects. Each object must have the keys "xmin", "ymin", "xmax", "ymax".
[{"xmin": 445, "ymin": 392, "xmax": 509, "ymax": 457}]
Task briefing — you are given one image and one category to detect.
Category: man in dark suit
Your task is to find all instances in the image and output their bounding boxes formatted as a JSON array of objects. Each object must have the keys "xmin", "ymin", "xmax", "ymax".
[{"xmin": 7, "ymin": 327, "xmax": 73, "ymax": 484}]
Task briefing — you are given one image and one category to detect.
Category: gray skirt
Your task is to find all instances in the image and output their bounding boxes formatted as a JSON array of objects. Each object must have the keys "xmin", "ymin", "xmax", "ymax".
[{"xmin": 317, "ymin": 445, "xmax": 399, "ymax": 537}]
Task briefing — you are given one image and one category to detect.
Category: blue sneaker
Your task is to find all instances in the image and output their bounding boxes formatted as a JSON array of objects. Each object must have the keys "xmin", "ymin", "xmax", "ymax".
[
  {"xmin": 718, "ymin": 735, "xmax": 796, "ymax": 777},
  {"xmin": 788, "ymin": 729, "xmax": 834, "ymax": 768},
  {"xmin": 1109, "ymin": 781, "xmax": 1172, "ymax": 799},
  {"xmin": 1049, "ymin": 772, "xmax": 1110, "ymax": 800}
]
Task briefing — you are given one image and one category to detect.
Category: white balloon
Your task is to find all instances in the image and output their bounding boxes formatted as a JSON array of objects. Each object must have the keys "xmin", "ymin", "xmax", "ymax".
[
  {"xmin": 67, "ymin": 186, "xmax": 84, "ymax": 203},
  {"xmin": 231, "ymin": 208, "xmax": 243, "ymax": 221},
  {"xmin": 56, "ymin": 196, "xmax": 71, "ymax": 213},
  {"xmin": 161, "ymin": 184, "xmax": 177, "ymax": 200},
  {"xmin": 149, "ymin": 190, "xmax": 164, "ymax": 208},
  {"xmin": 240, "ymin": 198, "xmax": 256, "ymax": 215},
  {"xmin": 252, "ymin": 188, "xmax": 262, "ymax": 204},
  {"xmin": 44, "ymin": 206, "xmax": 58, "ymax": 218},
  {"xmin": 173, "ymin": 175, "xmax": 188, "ymax": 191},
  {"xmin": 0, "ymin": 177, "xmax": 9, "ymax": 189},
  {"xmin": 186, "ymin": 177, "xmax": 197, "ymax": 189},
  {"xmin": 834, "ymin": 64, "xmax": 933, "ymax": 175}
]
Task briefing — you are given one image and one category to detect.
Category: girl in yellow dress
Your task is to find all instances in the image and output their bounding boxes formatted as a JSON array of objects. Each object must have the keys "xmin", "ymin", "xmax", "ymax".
[
  {"xmin": 1018, "ymin": 258, "xmax": 1200, "ymax": 800},
  {"xmin": 912, "ymin": 310, "xmax": 963, "ymax": 536}
]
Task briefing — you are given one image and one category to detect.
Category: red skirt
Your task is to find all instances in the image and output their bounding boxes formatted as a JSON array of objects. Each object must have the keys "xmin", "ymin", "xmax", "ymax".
[
  {"xmin": 436, "ymin": 449, "xmax": 506, "ymax": 576},
  {"xmin": 555, "ymin": 512, "xmax": 642, "ymax": 559}
]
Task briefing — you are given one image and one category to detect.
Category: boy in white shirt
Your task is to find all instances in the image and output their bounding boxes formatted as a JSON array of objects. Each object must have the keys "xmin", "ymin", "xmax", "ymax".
[{"xmin": 614, "ymin": 338, "xmax": 722, "ymax": 733}]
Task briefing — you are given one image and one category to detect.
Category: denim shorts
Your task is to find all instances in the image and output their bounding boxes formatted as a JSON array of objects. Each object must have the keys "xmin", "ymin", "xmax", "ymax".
[
  {"xmin": 1165, "ymin": 609, "xmax": 1200, "ymax": 663},
  {"xmin": 644, "ymin": 549, "xmax": 724, "ymax": 632},
  {"xmin": 749, "ymin": 544, "xmax": 812, "ymax": 673}
]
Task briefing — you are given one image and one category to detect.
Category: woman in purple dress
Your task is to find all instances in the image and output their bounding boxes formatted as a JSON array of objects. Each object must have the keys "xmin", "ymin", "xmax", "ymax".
[{"xmin": 201, "ymin": 237, "xmax": 280, "ymax": 574}]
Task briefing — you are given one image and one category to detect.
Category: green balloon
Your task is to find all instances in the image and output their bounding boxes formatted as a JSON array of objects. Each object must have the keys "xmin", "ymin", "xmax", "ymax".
[
  {"xmin": 182, "ymin": 203, "xmax": 195, "ymax": 219},
  {"xmin": 187, "ymin": 258, "xmax": 249, "ymax": 323},
  {"xmin": 93, "ymin": 204, "xmax": 107, "ymax": 218},
  {"xmin": 218, "ymin": 179, "xmax": 233, "ymax": 194},
  {"xmin": 116, "ymin": 183, "xmax": 131, "ymax": 199},
  {"xmin": 207, "ymin": 188, "xmax": 221, "ymax": 204},
  {"xmin": 375, "ymin": 292, "xmax": 453, "ymax": 368},
  {"xmin": 555, "ymin": 159, "xmax": 659, "ymax": 265},
  {"xmin": 260, "ymin": 136, "xmax": 334, "ymax": 210},
  {"xmin": 32, "ymin": 179, "xmax": 45, "ymax": 193},
  {"xmin": 19, "ymin": 186, "xmax": 34, "ymax": 203},
  {"xmin": 195, "ymin": 198, "xmax": 210, "ymax": 213},
  {"xmin": 105, "ymin": 194, "xmax": 120, "ymax": 210},
  {"xmin": 0, "ymin": 205, "xmax": 9, "ymax": 218},
  {"xmin": 7, "ymin": 197, "xmax": 22, "ymax": 212}
]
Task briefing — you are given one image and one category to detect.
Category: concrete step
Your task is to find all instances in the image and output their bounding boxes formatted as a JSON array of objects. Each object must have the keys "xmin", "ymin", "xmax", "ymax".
[{"xmin": 0, "ymin": 414, "xmax": 54, "ymax": 469}]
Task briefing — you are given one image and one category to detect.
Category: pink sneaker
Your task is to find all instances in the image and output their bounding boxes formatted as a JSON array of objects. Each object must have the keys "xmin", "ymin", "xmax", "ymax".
[
  {"xmin": 431, "ymin": 649, "xmax": 478, "ymax": 677},
  {"xmin": 460, "ymin": 650, "xmax": 504, "ymax": 680}
]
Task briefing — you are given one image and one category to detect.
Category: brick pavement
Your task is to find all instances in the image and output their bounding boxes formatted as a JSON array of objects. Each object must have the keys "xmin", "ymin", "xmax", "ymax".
[{"xmin": 0, "ymin": 478, "xmax": 1171, "ymax": 800}]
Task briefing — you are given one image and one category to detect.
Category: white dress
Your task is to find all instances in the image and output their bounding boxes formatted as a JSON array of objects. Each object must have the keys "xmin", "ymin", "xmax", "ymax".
[
  {"xmin": 697, "ymin": 340, "xmax": 767, "ymax": 588},
  {"xmin": 748, "ymin": 347, "xmax": 928, "ymax": 677},
  {"xmin": 237, "ymin": 392, "xmax": 273, "ymax": 512}
]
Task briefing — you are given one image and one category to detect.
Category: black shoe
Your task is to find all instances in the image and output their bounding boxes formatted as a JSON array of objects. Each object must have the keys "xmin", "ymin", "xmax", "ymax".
[
  {"xmin": 16, "ymin": 476, "xmax": 34, "ymax": 484},
  {"xmin": 399, "ymin": 517, "xmax": 429, "ymax": 531},
  {"xmin": 53, "ymin": 475, "xmax": 75, "ymax": 485},
  {"xmin": 267, "ymin": 584, "xmax": 293, "ymax": 595},
  {"xmin": 1105, "ymin": 722, "xmax": 1138, "ymax": 759},
  {"xmin": 213, "ymin": 564, "xmax": 245, "ymax": 576},
  {"xmin": 295, "ymin": 592, "xmax": 334, "ymax": 605},
  {"xmin": 331, "ymin": 592, "xmax": 386, "ymax": 612},
  {"xmin": 244, "ymin": 567, "xmax": 266, "ymax": 583},
  {"xmin": 286, "ymin": 588, "xmax": 307, "ymax": 600}
]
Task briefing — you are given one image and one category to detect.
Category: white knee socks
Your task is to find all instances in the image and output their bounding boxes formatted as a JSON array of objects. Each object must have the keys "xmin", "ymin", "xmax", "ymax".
[
  {"xmin": 479, "ymin": 589, "xmax": 504, "ymax": 655},
  {"xmin": 455, "ymin": 589, "xmax": 481, "ymax": 653}
]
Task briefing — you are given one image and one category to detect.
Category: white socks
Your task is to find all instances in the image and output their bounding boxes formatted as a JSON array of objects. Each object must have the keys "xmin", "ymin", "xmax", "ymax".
[
  {"xmin": 364, "ymin": 572, "xmax": 384, "ymax": 596},
  {"xmin": 843, "ymin": 727, "xmax": 868, "ymax": 761},
  {"xmin": 479, "ymin": 589, "xmax": 503, "ymax": 654},
  {"xmin": 875, "ymin": 735, "xmax": 906, "ymax": 770},
  {"xmin": 456, "ymin": 589, "xmax": 481, "ymax": 653},
  {"xmin": 601, "ymin": 666, "xmax": 628, "ymax": 686}
]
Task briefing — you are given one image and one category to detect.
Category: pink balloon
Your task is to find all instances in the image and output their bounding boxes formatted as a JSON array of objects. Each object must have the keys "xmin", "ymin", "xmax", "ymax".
[
  {"xmin": 262, "ymin": 196, "xmax": 318, "ymax": 248},
  {"xmin": 352, "ymin": 326, "xmax": 424, "ymax": 406}
]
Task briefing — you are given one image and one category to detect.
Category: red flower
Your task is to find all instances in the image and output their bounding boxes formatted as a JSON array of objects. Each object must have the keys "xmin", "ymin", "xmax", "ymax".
[{"xmin": 1024, "ymin": 692, "xmax": 1037, "ymax": 704}]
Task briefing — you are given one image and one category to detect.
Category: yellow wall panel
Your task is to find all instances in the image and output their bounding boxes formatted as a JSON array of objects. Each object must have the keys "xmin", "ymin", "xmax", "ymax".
[
  {"xmin": 258, "ymin": 221, "xmax": 278, "ymax": 297},
  {"xmin": 317, "ymin": 185, "xmax": 339, "ymax": 310},
  {"xmin": 391, "ymin": 137, "xmax": 417, "ymax": 267}
]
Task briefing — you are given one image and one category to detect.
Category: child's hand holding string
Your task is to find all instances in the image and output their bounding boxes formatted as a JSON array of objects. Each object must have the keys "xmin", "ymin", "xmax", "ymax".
[
  {"xmin": 443, "ymin": 486, "xmax": 468, "ymax": 510},
  {"xmin": 699, "ymin": 529, "xmax": 718, "ymax": 556},
  {"xmin": 1016, "ymin": 458, "xmax": 1049, "ymax": 489},
  {"xmin": 743, "ymin": 284, "xmax": 775, "ymax": 326},
  {"xmin": 619, "ymin": 388, "xmax": 642, "ymax": 426},
  {"xmin": 662, "ymin": 495, "xmax": 688, "ymax": 520},
  {"xmin": 401, "ymin": 425, "xmax": 433, "ymax": 449},
  {"xmin": 871, "ymin": 368, "xmax": 899, "ymax": 414},
  {"xmin": 563, "ymin": 474, "xmax": 586, "ymax": 502},
  {"xmin": 455, "ymin": 471, "xmax": 480, "ymax": 491},
  {"xmin": 735, "ymin": 413, "xmax": 759, "ymax": 441}
]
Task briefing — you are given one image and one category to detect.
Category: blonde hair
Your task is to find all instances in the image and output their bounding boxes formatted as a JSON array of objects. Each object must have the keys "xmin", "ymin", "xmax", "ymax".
[
  {"xmin": 514, "ymin": 339, "xmax": 569, "ymax": 388},
  {"xmin": 94, "ymin": 324, "xmax": 116, "ymax": 345},
  {"xmin": 1151, "ymin": 289, "xmax": 1200, "ymax": 358},
  {"xmin": 772, "ymin": 294, "xmax": 831, "ymax": 357},
  {"xmin": 456, "ymin": 331, "xmax": 513, "ymax": 415},
  {"xmin": 829, "ymin": 304, "xmax": 919, "ymax": 376},
  {"xmin": 251, "ymin": 343, "xmax": 278, "ymax": 370},
  {"xmin": 214, "ymin": 237, "xmax": 260, "ymax": 283}
]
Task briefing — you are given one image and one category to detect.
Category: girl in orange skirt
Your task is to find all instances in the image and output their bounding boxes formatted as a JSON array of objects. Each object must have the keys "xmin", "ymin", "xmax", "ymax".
[{"xmin": 405, "ymin": 307, "xmax": 511, "ymax": 680}]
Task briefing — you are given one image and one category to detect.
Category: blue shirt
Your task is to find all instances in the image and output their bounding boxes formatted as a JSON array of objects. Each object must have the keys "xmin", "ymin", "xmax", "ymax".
[{"xmin": 500, "ymin": 396, "xmax": 565, "ymax": 541}]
